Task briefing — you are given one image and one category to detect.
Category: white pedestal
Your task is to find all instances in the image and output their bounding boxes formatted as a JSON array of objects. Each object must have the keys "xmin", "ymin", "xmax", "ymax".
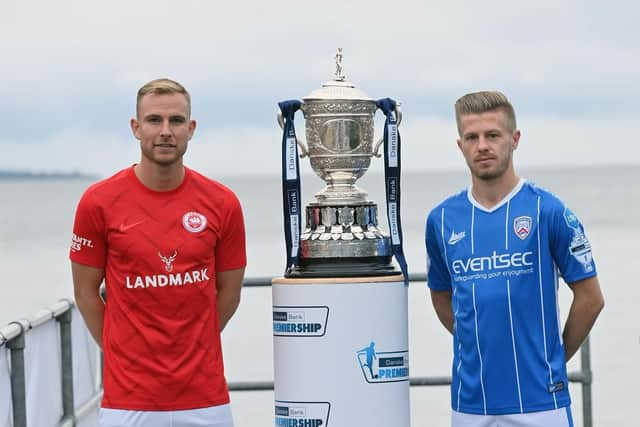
[{"xmin": 272, "ymin": 275, "xmax": 410, "ymax": 427}]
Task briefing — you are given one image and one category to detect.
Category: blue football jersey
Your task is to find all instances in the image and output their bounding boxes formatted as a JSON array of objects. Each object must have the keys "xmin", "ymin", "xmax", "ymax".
[{"xmin": 425, "ymin": 179, "xmax": 597, "ymax": 415}]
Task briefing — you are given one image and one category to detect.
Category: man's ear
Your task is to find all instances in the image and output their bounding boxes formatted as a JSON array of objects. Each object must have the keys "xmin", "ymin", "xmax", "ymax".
[
  {"xmin": 131, "ymin": 118, "xmax": 141, "ymax": 140},
  {"xmin": 512, "ymin": 129, "xmax": 521, "ymax": 150},
  {"xmin": 188, "ymin": 119, "xmax": 197, "ymax": 140}
]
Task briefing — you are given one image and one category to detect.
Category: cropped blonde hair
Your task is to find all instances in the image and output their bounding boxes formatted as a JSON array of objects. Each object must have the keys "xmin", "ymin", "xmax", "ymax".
[
  {"xmin": 136, "ymin": 78, "xmax": 191, "ymax": 117},
  {"xmin": 454, "ymin": 91, "xmax": 516, "ymax": 135}
]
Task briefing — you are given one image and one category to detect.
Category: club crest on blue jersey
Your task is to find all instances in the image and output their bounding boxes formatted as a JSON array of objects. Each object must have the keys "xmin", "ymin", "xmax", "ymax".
[{"xmin": 513, "ymin": 216, "xmax": 532, "ymax": 240}]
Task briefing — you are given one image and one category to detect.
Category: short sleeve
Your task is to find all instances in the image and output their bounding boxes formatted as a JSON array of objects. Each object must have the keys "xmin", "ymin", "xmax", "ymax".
[
  {"xmin": 69, "ymin": 189, "xmax": 107, "ymax": 268},
  {"xmin": 425, "ymin": 209, "xmax": 452, "ymax": 291},
  {"xmin": 215, "ymin": 191, "xmax": 247, "ymax": 272},
  {"xmin": 547, "ymin": 199, "xmax": 597, "ymax": 284}
]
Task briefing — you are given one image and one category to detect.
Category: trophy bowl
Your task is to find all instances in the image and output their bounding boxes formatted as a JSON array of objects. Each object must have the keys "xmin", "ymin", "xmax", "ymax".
[{"xmin": 301, "ymin": 81, "xmax": 378, "ymax": 205}]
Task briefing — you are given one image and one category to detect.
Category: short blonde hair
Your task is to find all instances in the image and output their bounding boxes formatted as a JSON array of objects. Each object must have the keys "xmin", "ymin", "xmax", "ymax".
[
  {"xmin": 136, "ymin": 78, "xmax": 191, "ymax": 117},
  {"xmin": 454, "ymin": 91, "xmax": 516, "ymax": 135}
]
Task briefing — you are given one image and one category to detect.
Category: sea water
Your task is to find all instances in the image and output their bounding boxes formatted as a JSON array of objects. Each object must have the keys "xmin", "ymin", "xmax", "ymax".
[{"xmin": 1, "ymin": 165, "xmax": 638, "ymax": 426}]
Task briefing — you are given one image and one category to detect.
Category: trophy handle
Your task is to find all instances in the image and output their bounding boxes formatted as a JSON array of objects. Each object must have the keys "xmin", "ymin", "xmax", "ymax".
[
  {"xmin": 277, "ymin": 111, "xmax": 309, "ymax": 158},
  {"xmin": 373, "ymin": 102, "xmax": 402, "ymax": 158}
]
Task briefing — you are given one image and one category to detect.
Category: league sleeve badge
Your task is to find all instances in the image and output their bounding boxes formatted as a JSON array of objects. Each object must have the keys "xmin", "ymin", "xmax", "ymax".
[
  {"xmin": 563, "ymin": 207, "xmax": 594, "ymax": 273},
  {"xmin": 563, "ymin": 207, "xmax": 581, "ymax": 230},
  {"xmin": 570, "ymin": 233, "xmax": 594, "ymax": 273}
]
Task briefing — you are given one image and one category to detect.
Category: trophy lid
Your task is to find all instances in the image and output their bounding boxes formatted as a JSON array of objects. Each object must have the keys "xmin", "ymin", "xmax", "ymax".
[{"xmin": 302, "ymin": 48, "xmax": 373, "ymax": 102}]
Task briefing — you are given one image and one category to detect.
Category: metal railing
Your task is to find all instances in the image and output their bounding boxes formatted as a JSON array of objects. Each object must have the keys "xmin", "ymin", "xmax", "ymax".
[
  {"xmin": 0, "ymin": 274, "xmax": 594, "ymax": 426},
  {"xmin": 0, "ymin": 299, "xmax": 103, "ymax": 427}
]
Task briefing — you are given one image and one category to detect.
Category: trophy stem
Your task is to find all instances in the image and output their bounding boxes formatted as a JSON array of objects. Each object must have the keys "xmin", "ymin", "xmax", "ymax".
[{"xmin": 314, "ymin": 183, "xmax": 368, "ymax": 205}]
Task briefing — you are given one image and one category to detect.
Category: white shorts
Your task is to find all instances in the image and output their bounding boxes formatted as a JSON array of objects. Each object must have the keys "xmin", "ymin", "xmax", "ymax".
[
  {"xmin": 452, "ymin": 407, "xmax": 573, "ymax": 427},
  {"xmin": 99, "ymin": 404, "xmax": 234, "ymax": 427}
]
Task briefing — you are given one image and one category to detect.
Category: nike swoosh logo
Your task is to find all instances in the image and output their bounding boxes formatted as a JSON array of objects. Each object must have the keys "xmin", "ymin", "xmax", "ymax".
[{"xmin": 118, "ymin": 220, "xmax": 145, "ymax": 233}]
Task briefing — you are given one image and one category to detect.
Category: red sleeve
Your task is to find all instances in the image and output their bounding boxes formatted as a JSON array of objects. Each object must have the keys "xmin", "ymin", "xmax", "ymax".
[
  {"xmin": 215, "ymin": 191, "xmax": 247, "ymax": 272},
  {"xmin": 69, "ymin": 189, "xmax": 107, "ymax": 268}
]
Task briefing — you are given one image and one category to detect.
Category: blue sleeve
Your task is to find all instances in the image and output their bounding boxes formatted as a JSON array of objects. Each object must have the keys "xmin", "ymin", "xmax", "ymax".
[
  {"xmin": 425, "ymin": 209, "xmax": 452, "ymax": 291},
  {"xmin": 547, "ymin": 197, "xmax": 597, "ymax": 284}
]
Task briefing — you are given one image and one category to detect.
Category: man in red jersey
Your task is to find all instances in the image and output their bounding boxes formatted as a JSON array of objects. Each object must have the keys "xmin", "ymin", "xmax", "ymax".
[{"xmin": 70, "ymin": 78, "xmax": 246, "ymax": 427}]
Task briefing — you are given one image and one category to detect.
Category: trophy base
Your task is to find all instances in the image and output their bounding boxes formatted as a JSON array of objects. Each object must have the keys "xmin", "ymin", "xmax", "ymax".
[{"xmin": 285, "ymin": 256, "xmax": 399, "ymax": 278}]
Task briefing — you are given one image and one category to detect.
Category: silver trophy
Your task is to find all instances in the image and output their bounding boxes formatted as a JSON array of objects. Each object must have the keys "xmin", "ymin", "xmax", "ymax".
[{"xmin": 278, "ymin": 49, "xmax": 401, "ymax": 277}]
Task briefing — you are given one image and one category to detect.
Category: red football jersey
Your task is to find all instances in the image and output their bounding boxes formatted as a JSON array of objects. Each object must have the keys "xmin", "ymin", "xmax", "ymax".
[{"xmin": 70, "ymin": 166, "xmax": 246, "ymax": 410}]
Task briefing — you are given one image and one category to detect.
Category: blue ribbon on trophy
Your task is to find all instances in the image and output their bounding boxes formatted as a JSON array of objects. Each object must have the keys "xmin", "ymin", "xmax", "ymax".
[
  {"xmin": 376, "ymin": 98, "xmax": 409, "ymax": 285},
  {"xmin": 278, "ymin": 100, "xmax": 303, "ymax": 275}
]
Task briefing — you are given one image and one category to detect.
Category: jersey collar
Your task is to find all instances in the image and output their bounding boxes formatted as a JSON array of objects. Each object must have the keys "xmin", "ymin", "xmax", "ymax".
[{"xmin": 467, "ymin": 177, "xmax": 525, "ymax": 213}]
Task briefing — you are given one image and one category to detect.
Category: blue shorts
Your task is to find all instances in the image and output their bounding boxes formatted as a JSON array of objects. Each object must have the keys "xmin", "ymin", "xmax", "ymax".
[
  {"xmin": 452, "ymin": 407, "xmax": 573, "ymax": 427},
  {"xmin": 99, "ymin": 404, "xmax": 234, "ymax": 427}
]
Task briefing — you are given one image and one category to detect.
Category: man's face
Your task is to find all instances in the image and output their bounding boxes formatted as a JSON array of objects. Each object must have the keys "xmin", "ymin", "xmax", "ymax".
[
  {"xmin": 131, "ymin": 93, "xmax": 196, "ymax": 167},
  {"xmin": 456, "ymin": 110, "xmax": 520, "ymax": 181}
]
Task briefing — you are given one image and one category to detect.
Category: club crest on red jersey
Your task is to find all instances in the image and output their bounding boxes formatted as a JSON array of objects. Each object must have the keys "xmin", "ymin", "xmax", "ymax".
[
  {"xmin": 182, "ymin": 211, "xmax": 207, "ymax": 233},
  {"xmin": 514, "ymin": 216, "xmax": 532, "ymax": 240}
]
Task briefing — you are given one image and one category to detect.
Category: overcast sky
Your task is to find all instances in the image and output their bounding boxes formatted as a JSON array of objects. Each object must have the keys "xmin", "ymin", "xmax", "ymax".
[{"xmin": 1, "ymin": 0, "xmax": 638, "ymax": 177}]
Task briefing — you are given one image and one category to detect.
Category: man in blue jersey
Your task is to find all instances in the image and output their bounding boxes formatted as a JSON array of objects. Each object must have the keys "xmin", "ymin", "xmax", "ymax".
[{"xmin": 425, "ymin": 91, "xmax": 604, "ymax": 427}]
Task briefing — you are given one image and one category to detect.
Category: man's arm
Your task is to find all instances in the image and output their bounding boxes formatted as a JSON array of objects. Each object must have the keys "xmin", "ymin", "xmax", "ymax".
[
  {"xmin": 430, "ymin": 289, "xmax": 454, "ymax": 335},
  {"xmin": 71, "ymin": 261, "xmax": 105, "ymax": 347},
  {"xmin": 563, "ymin": 275, "xmax": 604, "ymax": 361},
  {"xmin": 216, "ymin": 267, "xmax": 245, "ymax": 332}
]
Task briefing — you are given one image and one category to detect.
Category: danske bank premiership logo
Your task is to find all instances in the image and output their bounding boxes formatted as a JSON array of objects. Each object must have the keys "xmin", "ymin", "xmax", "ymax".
[
  {"xmin": 273, "ymin": 306, "xmax": 329, "ymax": 337},
  {"xmin": 356, "ymin": 341, "xmax": 409, "ymax": 384},
  {"xmin": 275, "ymin": 401, "xmax": 330, "ymax": 427}
]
